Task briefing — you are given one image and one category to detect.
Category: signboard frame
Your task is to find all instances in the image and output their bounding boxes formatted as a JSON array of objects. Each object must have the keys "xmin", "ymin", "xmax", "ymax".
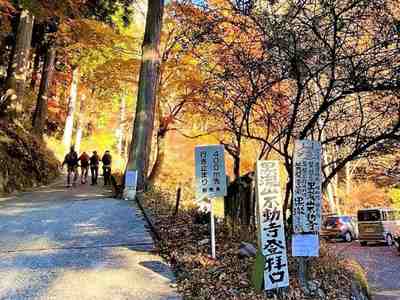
[
  {"xmin": 195, "ymin": 145, "xmax": 227, "ymax": 201},
  {"xmin": 194, "ymin": 144, "xmax": 228, "ymax": 259},
  {"xmin": 292, "ymin": 140, "xmax": 322, "ymax": 234},
  {"xmin": 256, "ymin": 160, "xmax": 289, "ymax": 290}
]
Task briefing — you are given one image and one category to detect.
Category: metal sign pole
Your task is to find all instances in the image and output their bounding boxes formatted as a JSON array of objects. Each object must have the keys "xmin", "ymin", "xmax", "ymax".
[
  {"xmin": 210, "ymin": 200, "xmax": 216, "ymax": 259},
  {"xmin": 195, "ymin": 145, "xmax": 227, "ymax": 260}
]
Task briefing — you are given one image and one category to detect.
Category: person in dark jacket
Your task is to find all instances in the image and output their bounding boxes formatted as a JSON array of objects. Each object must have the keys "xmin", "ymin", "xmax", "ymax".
[
  {"xmin": 62, "ymin": 145, "xmax": 79, "ymax": 187},
  {"xmin": 101, "ymin": 150, "xmax": 112, "ymax": 186},
  {"xmin": 89, "ymin": 151, "xmax": 100, "ymax": 185}
]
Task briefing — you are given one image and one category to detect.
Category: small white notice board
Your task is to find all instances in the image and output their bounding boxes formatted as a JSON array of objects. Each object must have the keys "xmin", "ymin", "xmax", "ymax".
[
  {"xmin": 125, "ymin": 170, "xmax": 138, "ymax": 190},
  {"xmin": 194, "ymin": 145, "xmax": 227, "ymax": 260},
  {"xmin": 292, "ymin": 234, "xmax": 319, "ymax": 257},
  {"xmin": 195, "ymin": 145, "xmax": 227, "ymax": 201}
]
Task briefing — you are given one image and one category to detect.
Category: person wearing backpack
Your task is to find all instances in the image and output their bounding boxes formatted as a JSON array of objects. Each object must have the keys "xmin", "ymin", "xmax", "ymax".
[
  {"xmin": 101, "ymin": 150, "xmax": 112, "ymax": 186},
  {"xmin": 90, "ymin": 151, "xmax": 100, "ymax": 185},
  {"xmin": 79, "ymin": 151, "xmax": 90, "ymax": 184},
  {"xmin": 62, "ymin": 145, "xmax": 79, "ymax": 187}
]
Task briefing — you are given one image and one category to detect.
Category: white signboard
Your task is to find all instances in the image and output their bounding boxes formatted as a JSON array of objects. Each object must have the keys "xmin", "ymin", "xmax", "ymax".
[
  {"xmin": 125, "ymin": 170, "xmax": 138, "ymax": 189},
  {"xmin": 256, "ymin": 160, "xmax": 289, "ymax": 290},
  {"xmin": 195, "ymin": 145, "xmax": 227, "ymax": 201},
  {"xmin": 293, "ymin": 140, "xmax": 322, "ymax": 234},
  {"xmin": 292, "ymin": 234, "xmax": 319, "ymax": 257}
]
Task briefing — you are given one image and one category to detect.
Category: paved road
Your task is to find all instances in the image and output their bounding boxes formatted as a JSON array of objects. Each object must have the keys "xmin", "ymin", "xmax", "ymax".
[
  {"xmin": 0, "ymin": 180, "xmax": 180, "ymax": 300},
  {"xmin": 333, "ymin": 241, "xmax": 400, "ymax": 300}
]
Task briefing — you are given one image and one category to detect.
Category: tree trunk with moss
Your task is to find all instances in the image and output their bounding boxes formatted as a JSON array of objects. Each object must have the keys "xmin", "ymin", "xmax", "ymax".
[
  {"xmin": 127, "ymin": 0, "xmax": 165, "ymax": 191},
  {"xmin": 5, "ymin": 10, "xmax": 34, "ymax": 114},
  {"xmin": 32, "ymin": 43, "xmax": 56, "ymax": 137}
]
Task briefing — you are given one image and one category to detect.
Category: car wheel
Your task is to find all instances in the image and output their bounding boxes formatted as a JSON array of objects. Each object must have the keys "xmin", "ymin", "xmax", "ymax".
[
  {"xmin": 360, "ymin": 241, "xmax": 368, "ymax": 246},
  {"xmin": 344, "ymin": 232, "xmax": 353, "ymax": 242},
  {"xmin": 386, "ymin": 234, "xmax": 394, "ymax": 247}
]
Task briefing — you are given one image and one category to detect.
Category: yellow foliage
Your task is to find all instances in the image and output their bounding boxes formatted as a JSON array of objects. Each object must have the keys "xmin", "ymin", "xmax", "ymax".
[{"xmin": 338, "ymin": 182, "xmax": 391, "ymax": 215}]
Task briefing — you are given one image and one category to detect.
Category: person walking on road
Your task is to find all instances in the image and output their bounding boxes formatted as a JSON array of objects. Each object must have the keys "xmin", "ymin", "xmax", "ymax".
[
  {"xmin": 62, "ymin": 145, "xmax": 79, "ymax": 187},
  {"xmin": 101, "ymin": 150, "xmax": 112, "ymax": 186},
  {"xmin": 90, "ymin": 151, "xmax": 100, "ymax": 185},
  {"xmin": 79, "ymin": 151, "xmax": 90, "ymax": 184}
]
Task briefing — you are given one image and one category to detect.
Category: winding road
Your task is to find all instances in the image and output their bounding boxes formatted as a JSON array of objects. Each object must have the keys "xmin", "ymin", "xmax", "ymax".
[{"xmin": 0, "ymin": 179, "xmax": 180, "ymax": 300}]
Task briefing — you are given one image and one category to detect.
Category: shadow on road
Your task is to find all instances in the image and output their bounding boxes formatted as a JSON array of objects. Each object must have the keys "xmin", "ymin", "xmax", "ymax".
[{"xmin": 0, "ymin": 181, "xmax": 179, "ymax": 300}]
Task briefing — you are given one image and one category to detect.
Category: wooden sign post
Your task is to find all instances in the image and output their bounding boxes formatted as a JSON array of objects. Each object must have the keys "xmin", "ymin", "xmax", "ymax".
[
  {"xmin": 292, "ymin": 140, "xmax": 322, "ymax": 289},
  {"xmin": 254, "ymin": 160, "xmax": 289, "ymax": 291},
  {"xmin": 195, "ymin": 145, "xmax": 227, "ymax": 259}
]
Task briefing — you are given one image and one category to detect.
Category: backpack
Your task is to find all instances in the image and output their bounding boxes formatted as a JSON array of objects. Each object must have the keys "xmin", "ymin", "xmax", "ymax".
[
  {"xmin": 65, "ymin": 151, "xmax": 78, "ymax": 166},
  {"xmin": 102, "ymin": 154, "xmax": 111, "ymax": 165},
  {"xmin": 80, "ymin": 154, "xmax": 89, "ymax": 167},
  {"xmin": 90, "ymin": 154, "xmax": 99, "ymax": 166}
]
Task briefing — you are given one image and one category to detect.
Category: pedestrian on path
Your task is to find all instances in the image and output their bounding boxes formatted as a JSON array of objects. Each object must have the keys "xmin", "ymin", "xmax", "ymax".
[
  {"xmin": 79, "ymin": 151, "xmax": 90, "ymax": 184},
  {"xmin": 90, "ymin": 151, "xmax": 100, "ymax": 185},
  {"xmin": 62, "ymin": 145, "xmax": 79, "ymax": 187},
  {"xmin": 101, "ymin": 150, "xmax": 112, "ymax": 186}
]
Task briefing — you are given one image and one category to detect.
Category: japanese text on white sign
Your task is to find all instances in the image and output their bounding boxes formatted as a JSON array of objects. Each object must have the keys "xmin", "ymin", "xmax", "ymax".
[
  {"xmin": 195, "ymin": 145, "xmax": 227, "ymax": 200},
  {"xmin": 125, "ymin": 170, "xmax": 138, "ymax": 190},
  {"xmin": 256, "ymin": 160, "xmax": 289, "ymax": 290},
  {"xmin": 293, "ymin": 140, "xmax": 322, "ymax": 234}
]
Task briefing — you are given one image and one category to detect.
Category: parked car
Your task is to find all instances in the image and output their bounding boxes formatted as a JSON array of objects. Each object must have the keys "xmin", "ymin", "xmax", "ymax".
[
  {"xmin": 357, "ymin": 207, "xmax": 400, "ymax": 246},
  {"xmin": 321, "ymin": 215, "xmax": 358, "ymax": 242}
]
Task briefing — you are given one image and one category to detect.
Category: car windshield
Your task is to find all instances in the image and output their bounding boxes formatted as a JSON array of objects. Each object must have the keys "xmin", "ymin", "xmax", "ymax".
[{"xmin": 357, "ymin": 210, "xmax": 381, "ymax": 222}]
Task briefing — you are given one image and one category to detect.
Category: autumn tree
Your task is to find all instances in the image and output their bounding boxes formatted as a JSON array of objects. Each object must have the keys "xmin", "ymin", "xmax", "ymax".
[
  {"xmin": 237, "ymin": 0, "xmax": 400, "ymax": 213},
  {"xmin": 174, "ymin": 0, "xmax": 399, "ymax": 217},
  {"xmin": 4, "ymin": 8, "xmax": 34, "ymax": 114},
  {"xmin": 127, "ymin": 0, "xmax": 165, "ymax": 191}
]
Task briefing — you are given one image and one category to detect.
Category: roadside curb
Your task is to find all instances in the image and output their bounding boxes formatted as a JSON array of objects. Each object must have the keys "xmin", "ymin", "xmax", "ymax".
[
  {"xmin": 348, "ymin": 259, "xmax": 372, "ymax": 300},
  {"xmin": 134, "ymin": 193, "xmax": 162, "ymax": 242}
]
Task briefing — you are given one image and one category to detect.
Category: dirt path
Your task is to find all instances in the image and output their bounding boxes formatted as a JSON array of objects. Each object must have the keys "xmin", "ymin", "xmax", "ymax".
[{"xmin": 0, "ymin": 180, "xmax": 180, "ymax": 300}]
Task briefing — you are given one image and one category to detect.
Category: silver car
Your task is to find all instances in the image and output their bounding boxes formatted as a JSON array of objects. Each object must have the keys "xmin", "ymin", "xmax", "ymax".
[{"xmin": 321, "ymin": 215, "xmax": 358, "ymax": 242}]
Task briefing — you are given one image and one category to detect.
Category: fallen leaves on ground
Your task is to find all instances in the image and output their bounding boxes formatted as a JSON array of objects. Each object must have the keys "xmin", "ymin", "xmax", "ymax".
[{"xmin": 141, "ymin": 192, "xmax": 362, "ymax": 300}]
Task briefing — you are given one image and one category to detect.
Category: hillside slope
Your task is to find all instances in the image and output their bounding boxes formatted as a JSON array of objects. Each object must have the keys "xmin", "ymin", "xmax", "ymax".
[{"xmin": 0, "ymin": 122, "xmax": 60, "ymax": 194}]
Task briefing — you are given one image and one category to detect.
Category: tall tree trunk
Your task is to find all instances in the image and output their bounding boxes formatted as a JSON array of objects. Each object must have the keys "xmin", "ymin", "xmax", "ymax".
[
  {"xmin": 32, "ymin": 43, "xmax": 56, "ymax": 137},
  {"xmin": 63, "ymin": 66, "xmax": 80, "ymax": 150},
  {"xmin": 75, "ymin": 94, "xmax": 86, "ymax": 154},
  {"xmin": 345, "ymin": 162, "xmax": 352, "ymax": 196},
  {"xmin": 148, "ymin": 128, "xmax": 166, "ymax": 184},
  {"xmin": 233, "ymin": 155, "xmax": 240, "ymax": 180},
  {"xmin": 323, "ymin": 145, "xmax": 338, "ymax": 213},
  {"xmin": 127, "ymin": 0, "xmax": 165, "ymax": 191},
  {"xmin": 0, "ymin": 35, "xmax": 10, "ymax": 71},
  {"xmin": 30, "ymin": 46, "xmax": 41, "ymax": 90},
  {"xmin": 5, "ymin": 10, "xmax": 34, "ymax": 113},
  {"xmin": 124, "ymin": 130, "xmax": 130, "ymax": 159},
  {"xmin": 117, "ymin": 95, "xmax": 126, "ymax": 156}
]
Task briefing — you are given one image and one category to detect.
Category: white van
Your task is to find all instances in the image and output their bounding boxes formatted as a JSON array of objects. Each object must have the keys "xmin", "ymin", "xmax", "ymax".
[{"xmin": 357, "ymin": 208, "xmax": 400, "ymax": 246}]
